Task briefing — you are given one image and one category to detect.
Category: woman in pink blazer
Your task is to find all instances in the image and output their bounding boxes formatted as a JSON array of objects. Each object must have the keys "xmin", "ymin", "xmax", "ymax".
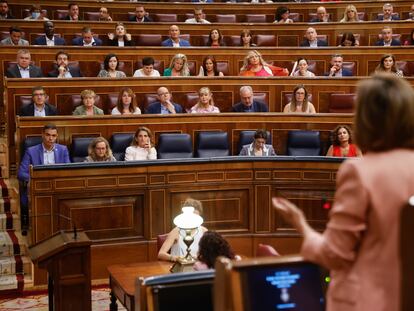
[{"xmin": 273, "ymin": 74, "xmax": 414, "ymax": 311}]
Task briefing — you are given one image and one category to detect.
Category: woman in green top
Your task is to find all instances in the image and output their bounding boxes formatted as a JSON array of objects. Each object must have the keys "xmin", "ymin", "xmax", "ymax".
[
  {"xmin": 163, "ymin": 53, "xmax": 190, "ymax": 77},
  {"xmin": 73, "ymin": 89, "xmax": 104, "ymax": 116}
]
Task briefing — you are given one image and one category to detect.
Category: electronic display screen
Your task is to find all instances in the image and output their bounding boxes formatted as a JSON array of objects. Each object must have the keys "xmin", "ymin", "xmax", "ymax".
[{"xmin": 240, "ymin": 262, "xmax": 325, "ymax": 311}]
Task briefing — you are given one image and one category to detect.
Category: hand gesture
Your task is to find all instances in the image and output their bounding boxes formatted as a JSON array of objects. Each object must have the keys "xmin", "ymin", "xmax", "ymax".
[
  {"xmin": 272, "ymin": 197, "xmax": 307, "ymax": 234},
  {"xmin": 125, "ymin": 33, "xmax": 131, "ymax": 41},
  {"xmin": 165, "ymin": 100, "xmax": 176, "ymax": 114}
]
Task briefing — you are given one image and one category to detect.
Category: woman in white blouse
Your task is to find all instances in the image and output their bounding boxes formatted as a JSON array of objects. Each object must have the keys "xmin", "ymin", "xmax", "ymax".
[
  {"xmin": 111, "ymin": 87, "xmax": 141, "ymax": 115},
  {"xmin": 125, "ymin": 126, "xmax": 157, "ymax": 161}
]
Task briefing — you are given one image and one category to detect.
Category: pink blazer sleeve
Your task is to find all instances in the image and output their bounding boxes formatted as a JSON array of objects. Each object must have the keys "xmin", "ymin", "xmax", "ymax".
[{"xmin": 301, "ymin": 160, "xmax": 369, "ymax": 270}]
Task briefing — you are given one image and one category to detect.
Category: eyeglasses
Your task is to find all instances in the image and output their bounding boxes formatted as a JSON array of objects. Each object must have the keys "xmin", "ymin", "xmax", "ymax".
[{"xmin": 33, "ymin": 93, "xmax": 45, "ymax": 96}]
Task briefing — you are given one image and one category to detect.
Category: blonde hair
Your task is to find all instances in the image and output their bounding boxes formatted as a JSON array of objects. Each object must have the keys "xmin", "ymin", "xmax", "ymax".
[
  {"xmin": 168, "ymin": 53, "xmax": 190, "ymax": 76},
  {"xmin": 194, "ymin": 87, "xmax": 215, "ymax": 109},
  {"xmin": 87, "ymin": 137, "xmax": 113, "ymax": 161},
  {"xmin": 340, "ymin": 5, "xmax": 359, "ymax": 22},
  {"xmin": 80, "ymin": 89, "xmax": 96, "ymax": 99},
  {"xmin": 240, "ymin": 50, "xmax": 269, "ymax": 72}
]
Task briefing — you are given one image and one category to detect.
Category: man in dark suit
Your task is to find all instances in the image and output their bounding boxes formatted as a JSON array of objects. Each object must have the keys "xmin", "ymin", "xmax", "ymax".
[
  {"xmin": 326, "ymin": 54, "xmax": 353, "ymax": 77},
  {"xmin": 72, "ymin": 27, "xmax": 102, "ymax": 46},
  {"xmin": 375, "ymin": 26, "xmax": 401, "ymax": 46},
  {"xmin": 19, "ymin": 86, "xmax": 57, "ymax": 116},
  {"xmin": 161, "ymin": 25, "xmax": 191, "ymax": 47},
  {"xmin": 310, "ymin": 6, "xmax": 330, "ymax": 23},
  {"xmin": 18, "ymin": 123, "xmax": 70, "ymax": 230},
  {"xmin": 34, "ymin": 21, "xmax": 66, "ymax": 46},
  {"xmin": 377, "ymin": 3, "xmax": 400, "ymax": 21},
  {"xmin": 47, "ymin": 51, "xmax": 82, "ymax": 78},
  {"xmin": 146, "ymin": 87, "xmax": 183, "ymax": 114},
  {"xmin": 232, "ymin": 86, "xmax": 268, "ymax": 112},
  {"xmin": 62, "ymin": 3, "xmax": 81, "ymax": 21},
  {"xmin": 300, "ymin": 27, "xmax": 328, "ymax": 47},
  {"xmin": 0, "ymin": 0, "xmax": 15, "ymax": 19},
  {"xmin": 6, "ymin": 49, "xmax": 43, "ymax": 78},
  {"xmin": 129, "ymin": 5, "xmax": 152, "ymax": 22}
]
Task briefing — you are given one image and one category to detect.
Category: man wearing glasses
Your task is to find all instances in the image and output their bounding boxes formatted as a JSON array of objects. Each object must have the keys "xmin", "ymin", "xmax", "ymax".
[{"xmin": 19, "ymin": 86, "xmax": 57, "ymax": 116}]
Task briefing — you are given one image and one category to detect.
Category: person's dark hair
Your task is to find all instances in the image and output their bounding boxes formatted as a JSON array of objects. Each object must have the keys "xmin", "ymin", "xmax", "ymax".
[
  {"xmin": 375, "ymin": 54, "xmax": 398, "ymax": 73},
  {"xmin": 409, "ymin": 29, "xmax": 414, "ymax": 45},
  {"xmin": 103, "ymin": 53, "xmax": 119, "ymax": 71},
  {"xmin": 142, "ymin": 56, "xmax": 155, "ymax": 66},
  {"xmin": 275, "ymin": 6, "xmax": 290, "ymax": 22},
  {"xmin": 254, "ymin": 129, "xmax": 268, "ymax": 140},
  {"xmin": 55, "ymin": 50, "xmax": 69, "ymax": 61},
  {"xmin": 31, "ymin": 86, "xmax": 45, "ymax": 96},
  {"xmin": 9, "ymin": 26, "xmax": 22, "ymax": 34},
  {"xmin": 240, "ymin": 29, "xmax": 253, "ymax": 46},
  {"xmin": 340, "ymin": 32, "xmax": 356, "ymax": 46},
  {"xmin": 355, "ymin": 74, "xmax": 414, "ymax": 152},
  {"xmin": 29, "ymin": 4, "xmax": 41, "ymax": 13},
  {"xmin": 131, "ymin": 126, "xmax": 152, "ymax": 147},
  {"xmin": 331, "ymin": 125, "xmax": 353, "ymax": 146},
  {"xmin": 201, "ymin": 55, "xmax": 219, "ymax": 76},
  {"xmin": 68, "ymin": 3, "xmax": 78, "ymax": 9},
  {"xmin": 116, "ymin": 87, "xmax": 137, "ymax": 114},
  {"xmin": 43, "ymin": 123, "xmax": 57, "ymax": 132},
  {"xmin": 197, "ymin": 231, "xmax": 235, "ymax": 269},
  {"xmin": 207, "ymin": 28, "xmax": 223, "ymax": 46}
]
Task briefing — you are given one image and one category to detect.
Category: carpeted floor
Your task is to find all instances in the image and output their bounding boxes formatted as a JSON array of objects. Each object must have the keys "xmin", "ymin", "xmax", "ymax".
[{"xmin": 0, "ymin": 287, "xmax": 126, "ymax": 310}]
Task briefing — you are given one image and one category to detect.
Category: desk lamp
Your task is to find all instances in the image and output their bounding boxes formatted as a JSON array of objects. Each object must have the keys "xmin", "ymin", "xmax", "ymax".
[{"xmin": 170, "ymin": 206, "xmax": 203, "ymax": 273}]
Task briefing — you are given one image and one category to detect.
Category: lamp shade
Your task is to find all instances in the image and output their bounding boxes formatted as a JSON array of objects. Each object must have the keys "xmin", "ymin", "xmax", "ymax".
[{"xmin": 173, "ymin": 206, "xmax": 203, "ymax": 229}]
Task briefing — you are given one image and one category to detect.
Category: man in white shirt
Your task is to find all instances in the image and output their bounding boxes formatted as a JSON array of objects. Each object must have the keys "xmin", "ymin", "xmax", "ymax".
[
  {"xmin": 185, "ymin": 8, "xmax": 210, "ymax": 24},
  {"xmin": 6, "ymin": 49, "xmax": 43, "ymax": 78},
  {"xmin": 19, "ymin": 86, "xmax": 57, "ymax": 116},
  {"xmin": 72, "ymin": 27, "xmax": 102, "ymax": 46},
  {"xmin": 161, "ymin": 25, "xmax": 191, "ymax": 47},
  {"xmin": 34, "ymin": 21, "xmax": 66, "ymax": 46},
  {"xmin": 300, "ymin": 27, "xmax": 327, "ymax": 47},
  {"xmin": 133, "ymin": 57, "xmax": 160, "ymax": 77}
]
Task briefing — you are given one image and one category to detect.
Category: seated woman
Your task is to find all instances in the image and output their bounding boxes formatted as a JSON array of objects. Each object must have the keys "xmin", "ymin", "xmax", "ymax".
[
  {"xmin": 125, "ymin": 126, "xmax": 157, "ymax": 161},
  {"xmin": 375, "ymin": 54, "xmax": 404, "ymax": 77},
  {"xmin": 206, "ymin": 28, "xmax": 224, "ymax": 48},
  {"xmin": 164, "ymin": 53, "xmax": 190, "ymax": 77},
  {"xmin": 73, "ymin": 89, "xmax": 104, "ymax": 116},
  {"xmin": 198, "ymin": 56, "xmax": 224, "ymax": 77},
  {"xmin": 338, "ymin": 32, "xmax": 359, "ymax": 47},
  {"xmin": 158, "ymin": 198, "xmax": 208, "ymax": 263},
  {"xmin": 190, "ymin": 87, "xmax": 220, "ymax": 113},
  {"xmin": 274, "ymin": 6, "xmax": 293, "ymax": 23},
  {"xmin": 133, "ymin": 56, "xmax": 160, "ymax": 77},
  {"xmin": 97, "ymin": 53, "xmax": 126, "ymax": 78},
  {"xmin": 283, "ymin": 85, "xmax": 316, "ymax": 113},
  {"xmin": 292, "ymin": 58, "xmax": 315, "ymax": 77},
  {"xmin": 326, "ymin": 125, "xmax": 362, "ymax": 157},
  {"xmin": 193, "ymin": 231, "xmax": 237, "ymax": 271},
  {"xmin": 239, "ymin": 50, "xmax": 288, "ymax": 77},
  {"xmin": 239, "ymin": 129, "xmax": 276, "ymax": 156},
  {"xmin": 339, "ymin": 5, "xmax": 360, "ymax": 22},
  {"xmin": 107, "ymin": 22, "xmax": 134, "ymax": 46},
  {"xmin": 111, "ymin": 87, "xmax": 141, "ymax": 115},
  {"xmin": 84, "ymin": 137, "xmax": 116, "ymax": 162},
  {"xmin": 240, "ymin": 29, "xmax": 256, "ymax": 48}
]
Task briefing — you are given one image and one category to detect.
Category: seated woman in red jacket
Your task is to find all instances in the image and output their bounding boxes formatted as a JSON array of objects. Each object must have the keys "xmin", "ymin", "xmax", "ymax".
[
  {"xmin": 326, "ymin": 125, "xmax": 362, "ymax": 157},
  {"xmin": 239, "ymin": 50, "xmax": 289, "ymax": 77}
]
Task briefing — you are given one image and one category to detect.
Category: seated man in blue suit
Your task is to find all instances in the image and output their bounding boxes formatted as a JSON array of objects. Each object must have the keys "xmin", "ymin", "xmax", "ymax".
[
  {"xmin": 375, "ymin": 26, "xmax": 401, "ymax": 46},
  {"xmin": 232, "ymin": 86, "xmax": 268, "ymax": 112},
  {"xmin": 161, "ymin": 25, "xmax": 191, "ymax": 47},
  {"xmin": 326, "ymin": 54, "xmax": 353, "ymax": 77},
  {"xmin": 18, "ymin": 124, "xmax": 70, "ymax": 231},
  {"xmin": 72, "ymin": 27, "xmax": 102, "ymax": 46},
  {"xmin": 377, "ymin": 3, "xmax": 400, "ymax": 21},
  {"xmin": 300, "ymin": 27, "xmax": 328, "ymax": 47},
  {"xmin": 34, "ymin": 21, "xmax": 66, "ymax": 46},
  {"xmin": 19, "ymin": 86, "xmax": 57, "ymax": 116},
  {"xmin": 47, "ymin": 50, "xmax": 82, "ymax": 77},
  {"xmin": 146, "ymin": 87, "xmax": 183, "ymax": 114}
]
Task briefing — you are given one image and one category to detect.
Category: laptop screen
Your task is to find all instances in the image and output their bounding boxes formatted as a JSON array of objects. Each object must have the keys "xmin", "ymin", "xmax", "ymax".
[{"xmin": 239, "ymin": 261, "xmax": 325, "ymax": 311}]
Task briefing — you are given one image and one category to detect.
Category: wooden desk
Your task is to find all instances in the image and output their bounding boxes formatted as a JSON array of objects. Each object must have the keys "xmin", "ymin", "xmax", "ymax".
[{"xmin": 108, "ymin": 261, "xmax": 172, "ymax": 311}]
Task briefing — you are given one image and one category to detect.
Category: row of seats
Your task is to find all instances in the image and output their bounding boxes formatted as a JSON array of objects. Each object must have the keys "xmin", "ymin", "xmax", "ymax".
[
  {"xmin": 16, "ymin": 8, "xmax": 403, "ymax": 23},
  {"xmin": 17, "ymin": 92, "xmax": 356, "ymax": 114},
  {"xmin": 22, "ymin": 130, "xmax": 322, "ymax": 162}
]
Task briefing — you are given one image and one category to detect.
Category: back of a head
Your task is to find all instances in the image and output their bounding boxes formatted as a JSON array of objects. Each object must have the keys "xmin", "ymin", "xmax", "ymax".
[
  {"xmin": 355, "ymin": 74, "xmax": 414, "ymax": 152},
  {"xmin": 183, "ymin": 198, "xmax": 203, "ymax": 215}
]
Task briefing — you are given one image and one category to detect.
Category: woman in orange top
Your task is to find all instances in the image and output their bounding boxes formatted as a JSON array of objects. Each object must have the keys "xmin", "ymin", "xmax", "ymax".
[
  {"xmin": 326, "ymin": 125, "xmax": 362, "ymax": 157},
  {"xmin": 239, "ymin": 50, "xmax": 288, "ymax": 77}
]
